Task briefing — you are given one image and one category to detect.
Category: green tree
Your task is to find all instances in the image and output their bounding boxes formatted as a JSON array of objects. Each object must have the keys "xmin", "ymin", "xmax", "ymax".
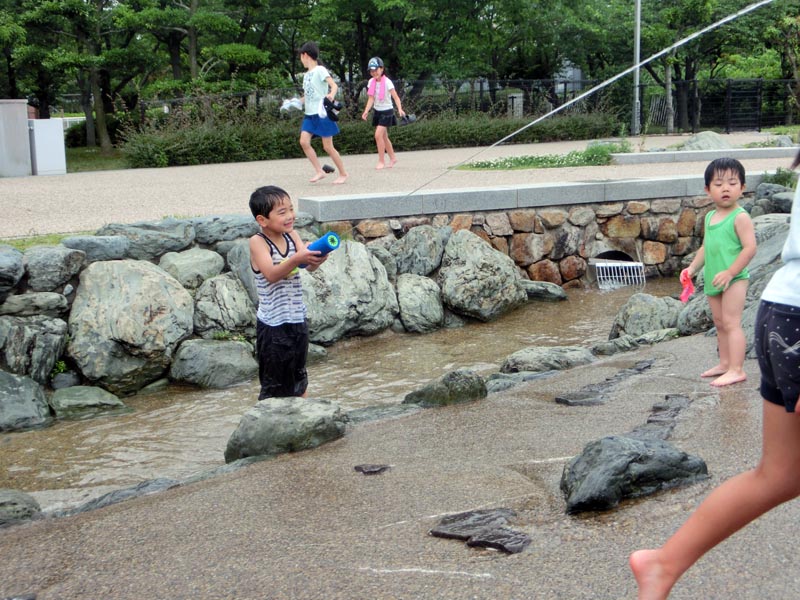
[{"xmin": 0, "ymin": 3, "xmax": 26, "ymax": 98}]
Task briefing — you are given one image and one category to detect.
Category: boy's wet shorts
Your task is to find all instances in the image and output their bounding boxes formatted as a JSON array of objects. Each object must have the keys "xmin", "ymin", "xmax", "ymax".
[
  {"xmin": 754, "ymin": 300, "xmax": 800, "ymax": 413},
  {"xmin": 256, "ymin": 319, "xmax": 309, "ymax": 400}
]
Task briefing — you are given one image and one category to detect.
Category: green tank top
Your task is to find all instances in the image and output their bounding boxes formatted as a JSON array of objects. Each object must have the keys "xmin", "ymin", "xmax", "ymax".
[{"xmin": 703, "ymin": 206, "xmax": 749, "ymax": 296}]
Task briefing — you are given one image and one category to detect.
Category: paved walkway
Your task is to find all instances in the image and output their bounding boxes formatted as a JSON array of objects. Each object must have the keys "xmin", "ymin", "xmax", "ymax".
[{"xmin": 0, "ymin": 132, "xmax": 792, "ymax": 239}]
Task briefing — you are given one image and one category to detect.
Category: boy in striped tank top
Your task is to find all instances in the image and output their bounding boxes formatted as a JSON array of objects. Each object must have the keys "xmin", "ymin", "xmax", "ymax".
[{"xmin": 249, "ymin": 186, "xmax": 328, "ymax": 400}]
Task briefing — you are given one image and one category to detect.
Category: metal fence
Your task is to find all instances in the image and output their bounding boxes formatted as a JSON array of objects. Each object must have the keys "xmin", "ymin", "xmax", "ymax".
[
  {"xmin": 638, "ymin": 79, "xmax": 799, "ymax": 132},
  {"xmin": 125, "ymin": 77, "xmax": 798, "ymax": 132}
]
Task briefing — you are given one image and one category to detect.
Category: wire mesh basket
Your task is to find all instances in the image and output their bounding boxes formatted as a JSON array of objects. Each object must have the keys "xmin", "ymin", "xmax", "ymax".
[{"xmin": 588, "ymin": 258, "xmax": 646, "ymax": 290}]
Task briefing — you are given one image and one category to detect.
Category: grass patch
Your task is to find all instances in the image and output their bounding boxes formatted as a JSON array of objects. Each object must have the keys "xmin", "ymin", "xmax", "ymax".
[
  {"xmin": 1, "ymin": 232, "xmax": 92, "ymax": 251},
  {"xmin": 461, "ymin": 140, "xmax": 632, "ymax": 170},
  {"xmin": 764, "ymin": 125, "xmax": 800, "ymax": 139},
  {"xmin": 66, "ymin": 147, "xmax": 127, "ymax": 173}
]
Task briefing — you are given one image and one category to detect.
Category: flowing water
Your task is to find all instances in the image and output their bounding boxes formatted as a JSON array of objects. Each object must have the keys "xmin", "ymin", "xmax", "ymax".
[{"xmin": 0, "ymin": 279, "xmax": 676, "ymax": 512}]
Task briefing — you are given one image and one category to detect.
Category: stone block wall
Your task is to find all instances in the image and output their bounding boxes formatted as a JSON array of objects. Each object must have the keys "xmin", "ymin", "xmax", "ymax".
[{"xmin": 315, "ymin": 194, "xmax": 724, "ymax": 287}]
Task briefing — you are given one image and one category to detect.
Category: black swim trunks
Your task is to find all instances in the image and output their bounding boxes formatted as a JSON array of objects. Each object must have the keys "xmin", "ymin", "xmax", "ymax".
[
  {"xmin": 256, "ymin": 320, "xmax": 309, "ymax": 400},
  {"xmin": 755, "ymin": 300, "xmax": 800, "ymax": 413}
]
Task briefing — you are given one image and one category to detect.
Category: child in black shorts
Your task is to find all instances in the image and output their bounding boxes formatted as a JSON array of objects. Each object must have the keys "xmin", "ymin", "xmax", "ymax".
[
  {"xmin": 361, "ymin": 56, "xmax": 406, "ymax": 170},
  {"xmin": 248, "ymin": 185, "xmax": 328, "ymax": 399}
]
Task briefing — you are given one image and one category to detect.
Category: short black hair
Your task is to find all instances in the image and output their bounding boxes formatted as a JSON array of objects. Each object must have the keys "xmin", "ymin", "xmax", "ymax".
[
  {"xmin": 704, "ymin": 157, "xmax": 746, "ymax": 186},
  {"xmin": 299, "ymin": 41, "xmax": 319, "ymax": 61},
  {"xmin": 249, "ymin": 185, "xmax": 290, "ymax": 219}
]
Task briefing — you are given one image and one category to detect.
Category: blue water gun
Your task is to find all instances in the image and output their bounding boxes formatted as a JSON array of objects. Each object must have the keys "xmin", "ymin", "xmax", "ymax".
[{"xmin": 299, "ymin": 232, "xmax": 341, "ymax": 268}]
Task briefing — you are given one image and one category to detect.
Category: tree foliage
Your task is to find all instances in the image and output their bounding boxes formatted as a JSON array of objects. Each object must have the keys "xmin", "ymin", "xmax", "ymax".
[{"xmin": 2, "ymin": 0, "xmax": 797, "ymax": 149}]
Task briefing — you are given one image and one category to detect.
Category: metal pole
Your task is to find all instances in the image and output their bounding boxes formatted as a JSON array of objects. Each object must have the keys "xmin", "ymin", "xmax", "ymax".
[{"xmin": 632, "ymin": 0, "xmax": 642, "ymax": 135}]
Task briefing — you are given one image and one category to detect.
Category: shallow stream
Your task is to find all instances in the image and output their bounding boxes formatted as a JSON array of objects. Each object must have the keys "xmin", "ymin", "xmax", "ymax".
[{"xmin": 0, "ymin": 279, "xmax": 676, "ymax": 512}]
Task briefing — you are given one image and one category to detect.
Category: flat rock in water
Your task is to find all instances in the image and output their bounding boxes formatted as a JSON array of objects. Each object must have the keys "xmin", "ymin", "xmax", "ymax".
[
  {"xmin": 466, "ymin": 527, "xmax": 532, "ymax": 554},
  {"xmin": 354, "ymin": 464, "xmax": 391, "ymax": 475},
  {"xmin": 429, "ymin": 508, "xmax": 516, "ymax": 540}
]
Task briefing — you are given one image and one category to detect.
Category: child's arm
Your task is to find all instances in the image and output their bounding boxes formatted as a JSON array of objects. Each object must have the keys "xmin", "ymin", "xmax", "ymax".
[
  {"xmin": 361, "ymin": 95, "xmax": 375, "ymax": 120},
  {"xmin": 290, "ymin": 231, "xmax": 327, "ymax": 273},
  {"xmin": 390, "ymin": 88, "xmax": 406, "ymax": 117},
  {"xmin": 325, "ymin": 75, "xmax": 338, "ymax": 101},
  {"xmin": 249, "ymin": 235, "xmax": 323, "ymax": 283},
  {"xmin": 711, "ymin": 212, "xmax": 757, "ymax": 291},
  {"xmin": 683, "ymin": 246, "xmax": 705, "ymax": 280}
]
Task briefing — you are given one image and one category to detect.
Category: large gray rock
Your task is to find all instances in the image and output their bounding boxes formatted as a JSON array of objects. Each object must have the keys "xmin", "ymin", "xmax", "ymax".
[
  {"xmin": 0, "ymin": 292, "xmax": 68, "ymax": 317},
  {"xmin": 367, "ymin": 245, "xmax": 397, "ymax": 282},
  {"xmin": 227, "ymin": 238, "xmax": 258, "ymax": 306},
  {"xmin": 49, "ymin": 386, "xmax": 126, "ymax": 419},
  {"xmin": 519, "ymin": 280, "xmax": 568, "ymax": 301},
  {"xmin": 23, "ymin": 245, "xmax": 85, "ymax": 292},
  {"xmin": 96, "ymin": 218, "xmax": 195, "ymax": 260},
  {"xmin": 304, "ymin": 240, "xmax": 398, "ymax": 344},
  {"xmin": 0, "ymin": 489, "xmax": 41, "ymax": 525},
  {"xmin": 402, "ymin": 369, "xmax": 487, "ymax": 406},
  {"xmin": 68, "ymin": 260, "xmax": 194, "ymax": 395},
  {"xmin": 609, "ymin": 293, "xmax": 683, "ymax": 339},
  {"xmin": 0, "ymin": 371, "xmax": 51, "ymax": 431},
  {"xmin": 193, "ymin": 273, "xmax": 256, "ymax": 340},
  {"xmin": 679, "ymin": 131, "xmax": 733, "ymax": 151},
  {"xmin": 158, "ymin": 247, "xmax": 225, "ymax": 289},
  {"xmin": 560, "ymin": 435, "xmax": 708, "ymax": 513},
  {"xmin": 438, "ymin": 229, "xmax": 527, "ymax": 321},
  {"xmin": 0, "ymin": 315, "xmax": 68, "ymax": 384},
  {"xmin": 771, "ymin": 191, "xmax": 795, "ymax": 213},
  {"xmin": 190, "ymin": 214, "xmax": 259, "ymax": 245},
  {"xmin": 224, "ymin": 397, "xmax": 347, "ymax": 462},
  {"xmin": 676, "ymin": 294, "xmax": 714, "ymax": 335},
  {"xmin": 391, "ymin": 224, "xmax": 446, "ymax": 276},
  {"xmin": 61, "ymin": 235, "xmax": 130, "ymax": 262},
  {"xmin": 501, "ymin": 345, "xmax": 595, "ymax": 373},
  {"xmin": 396, "ymin": 273, "xmax": 444, "ymax": 333},
  {"xmin": 0, "ymin": 245, "xmax": 24, "ymax": 304},
  {"xmin": 169, "ymin": 339, "xmax": 257, "ymax": 388}
]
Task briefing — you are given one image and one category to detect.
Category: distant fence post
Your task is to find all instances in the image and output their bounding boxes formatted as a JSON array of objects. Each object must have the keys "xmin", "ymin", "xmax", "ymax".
[
  {"xmin": 725, "ymin": 79, "xmax": 733, "ymax": 133},
  {"xmin": 756, "ymin": 79, "xmax": 763, "ymax": 132}
]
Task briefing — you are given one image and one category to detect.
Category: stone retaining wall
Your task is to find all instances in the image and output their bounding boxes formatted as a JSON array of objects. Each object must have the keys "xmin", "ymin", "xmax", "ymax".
[{"xmin": 314, "ymin": 194, "xmax": 723, "ymax": 287}]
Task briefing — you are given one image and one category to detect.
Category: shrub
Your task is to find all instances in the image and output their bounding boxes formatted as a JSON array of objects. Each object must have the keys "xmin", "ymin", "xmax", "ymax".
[
  {"xmin": 761, "ymin": 167, "xmax": 798, "ymax": 188},
  {"xmin": 120, "ymin": 99, "xmax": 622, "ymax": 168}
]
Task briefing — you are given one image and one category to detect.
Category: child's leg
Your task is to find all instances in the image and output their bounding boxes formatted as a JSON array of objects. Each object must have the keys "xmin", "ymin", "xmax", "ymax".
[
  {"xmin": 701, "ymin": 294, "xmax": 727, "ymax": 377},
  {"xmin": 300, "ymin": 131, "xmax": 326, "ymax": 182},
  {"xmin": 321, "ymin": 137, "xmax": 348, "ymax": 184},
  {"xmin": 383, "ymin": 129, "xmax": 397, "ymax": 166},
  {"xmin": 630, "ymin": 401, "xmax": 800, "ymax": 600},
  {"xmin": 374, "ymin": 126, "xmax": 388, "ymax": 169},
  {"xmin": 711, "ymin": 280, "xmax": 748, "ymax": 387}
]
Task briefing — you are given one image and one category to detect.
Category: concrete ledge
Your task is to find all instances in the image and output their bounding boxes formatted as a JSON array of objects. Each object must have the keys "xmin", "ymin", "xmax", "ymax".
[
  {"xmin": 611, "ymin": 146, "xmax": 798, "ymax": 165},
  {"xmin": 299, "ymin": 172, "xmax": 769, "ymax": 222}
]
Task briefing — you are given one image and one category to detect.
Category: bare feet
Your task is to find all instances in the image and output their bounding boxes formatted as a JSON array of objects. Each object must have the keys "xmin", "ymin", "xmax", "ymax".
[
  {"xmin": 375, "ymin": 163, "xmax": 385, "ymax": 170},
  {"xmin": 333, "ymin": 175, "xmax": 348, "ymax": 185},
  {"xmin": 710, "ymin": 370, "xmax": 747, "ymax": 387},
  {"xmin": 700, "ymin": 366, "xmax": 726, "ymax": 378},
  {"xmin": 629, "ymin": 549, "xmax": 675, "ymax": 600},
  {"xmin": 309, "ymin": 172, "xmax": 327, "ymax": 183},
  {"xmin": 388, "ymin": 158, "xmax": 397, "ymax": 168}
]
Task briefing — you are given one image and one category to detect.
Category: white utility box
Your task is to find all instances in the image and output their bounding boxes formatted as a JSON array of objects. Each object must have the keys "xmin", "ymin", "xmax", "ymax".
[
  {"xmin": 28, "ymin": 118, "xmax": 67, "ymax": 175},
  {"xmin": 0, "ymin": 99, "xmax": 32, "ymax": 177}
]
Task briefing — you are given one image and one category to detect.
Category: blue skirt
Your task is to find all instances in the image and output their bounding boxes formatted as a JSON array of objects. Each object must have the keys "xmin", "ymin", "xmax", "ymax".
[{"xmin": 301, "ymin": 115, "xmax": 340, "ymax": 138}]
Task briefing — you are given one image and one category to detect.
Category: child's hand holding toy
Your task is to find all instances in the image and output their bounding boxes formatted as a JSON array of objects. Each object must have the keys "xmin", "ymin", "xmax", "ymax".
[{"xmin": 679, "ymin": 268, "xmax": 695, "ymax": 303}]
